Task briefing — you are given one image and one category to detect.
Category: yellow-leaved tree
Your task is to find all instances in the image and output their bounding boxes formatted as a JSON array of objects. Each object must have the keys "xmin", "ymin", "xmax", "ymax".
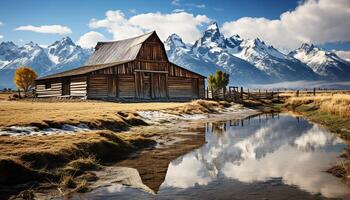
[{"xmin": 13, "ymin": 67, "xmax": 38, "ymax": 97}]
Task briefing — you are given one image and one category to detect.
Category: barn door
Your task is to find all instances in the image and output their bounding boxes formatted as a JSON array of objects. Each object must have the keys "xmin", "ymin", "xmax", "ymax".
[
  {"xmin": 151, "ymin": 73, "xmax": 167, "ymax": 99},
  {"xmin": 62, "ymin": 80, "xmax": 70, "ymax": 96},
  {"xmin": 192, "ymin": 78, "xmax": 199, "ymax": 98},
  {"xmin": 107, "ymin": 76, "xmax": 118, "ymax": 97},
  {"xmin": 135, "ymin": 72, "xmax": 151, "ymax": 99}
]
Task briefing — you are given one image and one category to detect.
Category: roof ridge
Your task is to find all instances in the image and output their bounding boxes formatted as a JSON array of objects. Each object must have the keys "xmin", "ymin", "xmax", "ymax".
[{"xmin": 97, "ymin": 31, "xmax": 155, "ymax": 45}]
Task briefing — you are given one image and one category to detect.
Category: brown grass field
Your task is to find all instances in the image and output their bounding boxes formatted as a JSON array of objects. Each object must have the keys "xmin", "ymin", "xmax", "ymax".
[
  {"xmin": 0, "ymin": 100, "xmax": 186, "ymax": 127},
  {"xmin": 286, "ymin": 94, "xmax": 350, "ymax": 118}
]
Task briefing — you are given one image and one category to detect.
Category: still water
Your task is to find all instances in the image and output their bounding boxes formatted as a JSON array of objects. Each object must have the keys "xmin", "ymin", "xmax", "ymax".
[{"xmin": 85, "ymin": 114, "xmax": 350, "ymax": 200}]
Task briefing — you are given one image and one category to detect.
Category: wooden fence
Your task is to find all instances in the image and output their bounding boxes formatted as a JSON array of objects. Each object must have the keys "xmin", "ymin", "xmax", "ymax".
[{"xmin": 204, "ymin": 86, "xmax": 323, "ymax": 101}]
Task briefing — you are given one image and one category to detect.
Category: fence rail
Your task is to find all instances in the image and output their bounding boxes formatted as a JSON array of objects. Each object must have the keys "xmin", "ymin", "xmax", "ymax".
[{"xmin": 205, "ymin": 86, "xmax": 323, "ymax": 102}]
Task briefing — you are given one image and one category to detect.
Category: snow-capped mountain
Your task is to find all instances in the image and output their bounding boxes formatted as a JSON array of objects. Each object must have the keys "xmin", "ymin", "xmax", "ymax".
[
  {"xmin": 289, "ymin": 44, "xmax": 350, "ymax": 81},
  {"xmin": 166, "ymin": 22, "xmax": 272, "ymax": 84},
  {"xmin": 0, "ymin": 37, "xmax": 91, "ymax": 88},
  {"xmin": 165, "ymin": 21, "xmax": 327, "ymax": 85}
]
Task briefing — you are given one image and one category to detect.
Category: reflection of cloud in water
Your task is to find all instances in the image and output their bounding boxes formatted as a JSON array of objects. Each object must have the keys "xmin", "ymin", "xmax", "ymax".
[
  {"xmin": 294, "ymin": 125, "xmax": 343, "ymax": 151},
  {"xmin": 161, "ymin": 155, "xmax": 213, "ymax": 188},
  {"xmin": 222, "ymin": 145, "xmax": 348, "ymax": 198},
  {"xmin": 160, "ymin": 114, "xmax": 349, "ymax": 198}
]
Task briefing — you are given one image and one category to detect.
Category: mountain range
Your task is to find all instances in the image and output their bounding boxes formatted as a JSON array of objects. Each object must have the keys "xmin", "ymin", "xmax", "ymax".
[
  {"xmin": 165, "ymin": 22, "xmax": 350, "ymax": 86},
  {"xmin": 0, "ymin": 37, "xmax": 91, "ymax": 89},
  {"xmin": 0, "ymin": 21, "xmax": 349, "ymax": 89}
]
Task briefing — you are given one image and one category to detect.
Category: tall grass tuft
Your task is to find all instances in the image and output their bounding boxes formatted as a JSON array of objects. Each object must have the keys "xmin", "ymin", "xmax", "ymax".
[{"xmin": 287, "ymin": 94, "xmax": 350, "ymax": 118}]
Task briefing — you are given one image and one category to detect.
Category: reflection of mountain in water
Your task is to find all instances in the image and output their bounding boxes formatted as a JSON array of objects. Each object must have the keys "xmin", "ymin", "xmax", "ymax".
[{"xmin": 160, "ymin": 114, "xmax": 348, "ymax": 199}]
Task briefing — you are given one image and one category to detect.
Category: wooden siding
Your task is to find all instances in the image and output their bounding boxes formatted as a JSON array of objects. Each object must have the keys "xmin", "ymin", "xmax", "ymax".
[
  {"xmin": 137, "ymin": 34, "xmax": 167, "ymax": 61},
  {"xmin": 168, "ymin": 63, "xmax": 201, "ymax": 78},
  {"xmin": 168, "ymin": 77, "xmax": 193, "ymax": 98},
  {"xmin": 36, "ymin": 82, "xmax": 62, "ymax": 97},
  {"xmin": 118, "ymin": 75, "xmax": 135, "ymax": 98},
  {"xmin": 88, "ymin": 75, "xmax": 108, "ymax": 98},
  {"xmin": 70, "ymin": 76, "xmax": 87, "ymax": 97}
]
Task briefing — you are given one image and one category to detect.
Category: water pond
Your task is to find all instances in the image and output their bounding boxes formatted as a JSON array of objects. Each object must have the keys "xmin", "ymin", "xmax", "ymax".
[{"xmin": 77, "ymin": 114, "xmax": 350, "ymax": 200}]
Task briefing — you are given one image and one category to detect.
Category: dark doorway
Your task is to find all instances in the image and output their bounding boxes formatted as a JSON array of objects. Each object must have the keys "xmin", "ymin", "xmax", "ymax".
[
  {"xmin": 62, "ymin": 80, "xmax": 70, "ymax": 96},
  {"xmin": 192, "ymin": 78, "xmax": 199, "ymax": 98}
]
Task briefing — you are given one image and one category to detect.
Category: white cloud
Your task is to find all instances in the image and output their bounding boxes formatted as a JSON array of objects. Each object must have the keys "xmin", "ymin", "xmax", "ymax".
[
  {"xmin": 14, "ymin": 25, "xmax": 72, "ymax": 35},
  {"xmin": 77, "ymin": 31, "xmax": 106, "ymax": 48},
  {"xmin": 0, "ymin": 35, "xmax": 3, "ymax": 39},
  {"xmin": 171, "ymin": 0, "xmax": 205, "ymax": 8},
  {"xmin": 334, "ymin": 50, "xmax": 350, "ymax": 61},
  {"xmin": 221, "ymin": 0, "xmax": 350, "ymax": 50},
  {"xmin": 0, "ymin": 21, "xmax": 3, "ymax": 26},
  {"xmin": 185, "ymin": 3, "xmax": 205, "ymax": 8},
  {"xmin": 173, "ymin": 9, "xmax": 186, "ymax": 13},
  {"xmin": 128, "ymin": 9, "xmax": 137, "ymax": 14},
  {"xmin": 89, "ymin": 10, "xmax": 210, "ymax": 43},
  {"xmin": 171, "ymin": 0, "xmax": 180, "ymax": 6}
]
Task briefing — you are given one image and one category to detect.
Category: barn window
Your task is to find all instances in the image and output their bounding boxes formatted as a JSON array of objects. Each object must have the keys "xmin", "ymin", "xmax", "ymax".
[{"xmin": 45, "ymin": 83, "xmax": 51, "ymax": 89}]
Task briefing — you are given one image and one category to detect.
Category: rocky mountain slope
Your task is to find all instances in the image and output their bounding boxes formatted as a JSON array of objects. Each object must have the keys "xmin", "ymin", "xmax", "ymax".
[{"xmin": 289, "ymin": 43, "xmax": 350, "ymax": 81}]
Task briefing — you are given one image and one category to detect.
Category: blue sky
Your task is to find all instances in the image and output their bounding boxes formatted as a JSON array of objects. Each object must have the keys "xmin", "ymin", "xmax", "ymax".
[{"xmin": 0, "ymin": 0, "xmax": 349, "ymax": 56}]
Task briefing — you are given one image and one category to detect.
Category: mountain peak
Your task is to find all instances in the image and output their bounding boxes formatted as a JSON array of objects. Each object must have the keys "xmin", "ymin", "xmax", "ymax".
[
  {"xmin": 168, "ymin": 33, "xmax": 182, "ymax": 41},
  {"xmin": 50, "ymin": 36, "xmax": 75, "ymax": 47},
  {"xmin": 300, "ymin": 43, "xmax": 315, "ymax": 51},
  {"xmin": 164, "ymin": 33, "xmax": 187, "ymax": 51},
  {"xmin": 206, "ymin": 21, "xmax": 219, "ymax": 31}
]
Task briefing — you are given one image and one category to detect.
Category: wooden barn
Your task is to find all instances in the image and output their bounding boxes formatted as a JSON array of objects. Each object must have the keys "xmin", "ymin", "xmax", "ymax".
[{"xmin": 35, "ymin": 31, "xmax": 205, "ymax": 101}]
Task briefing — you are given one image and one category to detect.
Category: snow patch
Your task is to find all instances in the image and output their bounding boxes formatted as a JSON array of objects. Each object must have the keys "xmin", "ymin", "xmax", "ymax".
[
  {"xmin": 0, "ymin": 123, "xmax": 91, "ymax": 136},
  {"xmin": 137, "ymin": 111, "xmax": 207, "ymax": 124}
]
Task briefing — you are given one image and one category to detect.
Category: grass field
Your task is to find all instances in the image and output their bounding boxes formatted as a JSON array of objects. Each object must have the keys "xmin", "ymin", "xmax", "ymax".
[{"xmin": 0, "ymin": 100, "xmax": 186, "ymax": 127}]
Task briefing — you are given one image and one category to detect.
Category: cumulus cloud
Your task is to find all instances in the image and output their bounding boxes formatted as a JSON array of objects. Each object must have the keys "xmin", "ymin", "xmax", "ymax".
[
  {"xmin": 0, "ymin": 35, "xmax": 3, "ymax": 39},
  {"xmin": 89, "ymin": 10, "xmax": 210, "ymax": 43},
  {"xmin": 14, "ymin": 25, "xmax": 72, "ymax": 35},
  {"xmin": 221, "ymin": 0, "xmax": 350, "ymax": 50},
  {"xmin": 77, "ymin": 31, "xmax": 106, "ymax": 48},
  {"xmin": 335, "ymin": 50, "xmax": 350, "ymax": 61}
]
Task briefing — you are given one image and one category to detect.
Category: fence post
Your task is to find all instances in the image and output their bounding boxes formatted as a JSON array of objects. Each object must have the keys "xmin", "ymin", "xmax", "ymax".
[
  {"xmin": 296, "ymin": 90, "xmax": 299, "ymax": 97},
  {"xmin": 313, "ymin": 88, "xmax": 316, "ymax": 96},
  {"xmin": 240, "ymin": 87, "xmax": 243, "ymax": 100}
]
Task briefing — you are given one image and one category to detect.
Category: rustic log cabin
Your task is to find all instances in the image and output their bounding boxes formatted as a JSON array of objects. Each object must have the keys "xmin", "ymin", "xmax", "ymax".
[{"xmin": 35, "ymin": 31, "xmax": 205, "ymax": 100}]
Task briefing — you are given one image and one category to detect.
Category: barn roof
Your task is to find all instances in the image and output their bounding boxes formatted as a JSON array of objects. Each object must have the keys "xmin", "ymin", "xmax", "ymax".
[
  {"xmin": 36, "ymin": 60, "xmax": 131, "ymax": 80},
  {"xmin": 85, "ymin": 31, "xmax": 155, "ymax": 66},
  {"xmin": 37, "ymin": 31, "xmax": 206, "ymax": 80}
]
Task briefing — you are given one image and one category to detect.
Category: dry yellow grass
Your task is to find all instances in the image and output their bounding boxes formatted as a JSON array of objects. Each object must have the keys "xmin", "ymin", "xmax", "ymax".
[
  {"xmin": 286, "ymin": 94, "xmax": 350, "ymax": 118},
  {"xmin": 0, "ymin": 100, "xmax": 186, "ymax": 127}
]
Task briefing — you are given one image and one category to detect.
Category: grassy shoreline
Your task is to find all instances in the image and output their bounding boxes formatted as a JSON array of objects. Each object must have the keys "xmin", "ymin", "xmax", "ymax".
[{"xmin": 275, "ymin": 94, "xmax": 350, "ymax": 184}]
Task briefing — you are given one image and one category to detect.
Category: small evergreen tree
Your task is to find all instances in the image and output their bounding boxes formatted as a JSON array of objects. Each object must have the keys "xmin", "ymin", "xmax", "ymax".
[
  {"xmin": 13, "ymin": 66, "xmax": 38, "ymax": 97},
  {"xmin": 208, "ymin": 70, "xmax": 229, "ymax": 99}
]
